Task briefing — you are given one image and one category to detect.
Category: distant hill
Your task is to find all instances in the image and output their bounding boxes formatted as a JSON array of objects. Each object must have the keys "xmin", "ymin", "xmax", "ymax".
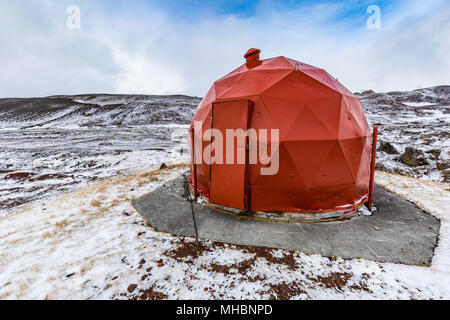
[{"xmin": 0, "ymin": 94, "xmax": 201, "ymax": 128}]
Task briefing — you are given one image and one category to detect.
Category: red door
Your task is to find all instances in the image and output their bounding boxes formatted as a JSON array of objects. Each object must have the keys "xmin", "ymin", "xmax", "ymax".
[{"xmin": 210, "ymin": 99, "xmax": 253, "ymax": 210}]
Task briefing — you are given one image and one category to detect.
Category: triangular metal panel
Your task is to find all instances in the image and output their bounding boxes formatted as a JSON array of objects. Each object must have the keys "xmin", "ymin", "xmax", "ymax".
[
  {"xmin": 283, "ymin": 140, "xmax": 336, "ymax": 189},
  {"xmin": 311, "ymin": 141, "xmax": 355, "ymax": 188}
]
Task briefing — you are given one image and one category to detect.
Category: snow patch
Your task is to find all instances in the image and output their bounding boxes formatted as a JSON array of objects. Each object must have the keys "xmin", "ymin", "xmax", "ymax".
[{"xmin": 403, "ymin": 102, "xmax": 436, "ymax": 107}]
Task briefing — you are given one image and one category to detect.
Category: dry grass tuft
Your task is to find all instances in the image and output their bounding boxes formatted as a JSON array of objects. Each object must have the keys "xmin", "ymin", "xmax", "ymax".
[
  {"xmin": 90, "ymin": 199, "xmax": 101, "ymax": 207},
  {"xmin": 55, "ymin": 220, "xmax": 69, "ymax": 229}
]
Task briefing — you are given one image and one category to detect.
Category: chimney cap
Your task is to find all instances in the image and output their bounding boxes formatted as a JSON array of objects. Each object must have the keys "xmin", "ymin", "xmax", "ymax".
[{"xmin": 244, "ymin": 48, "xmax": 261, "ymax": 59}]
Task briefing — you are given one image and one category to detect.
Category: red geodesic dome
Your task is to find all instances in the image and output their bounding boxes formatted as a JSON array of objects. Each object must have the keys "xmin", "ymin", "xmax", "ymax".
[{"xmin": 189, "ymin": 49, "xmax": 371, "ymax": 214}]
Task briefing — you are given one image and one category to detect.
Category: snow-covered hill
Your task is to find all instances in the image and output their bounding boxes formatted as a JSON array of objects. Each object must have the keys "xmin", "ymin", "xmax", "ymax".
[
  {"xmin": 0, "ymin": 94, "xmax": 200, "ymax": 128},
  {"xmin": 0, "ymin": 86, "xmax": 448, "ymax": 214},
  {"xmin": 0, "ymin": 94, "xmax": 199, "ymax": 212}
]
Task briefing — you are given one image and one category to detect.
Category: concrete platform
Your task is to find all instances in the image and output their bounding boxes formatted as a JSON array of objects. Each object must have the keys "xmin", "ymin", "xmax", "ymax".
[{"xmin": 133, "ymin": 173, "xmax": 440, "ymax": 266}]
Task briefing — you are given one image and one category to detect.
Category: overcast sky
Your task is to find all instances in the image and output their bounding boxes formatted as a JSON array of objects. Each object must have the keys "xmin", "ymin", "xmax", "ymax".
[{"xmin": 0, "ymin": 0, "xmax": 448, "ymax": 98}]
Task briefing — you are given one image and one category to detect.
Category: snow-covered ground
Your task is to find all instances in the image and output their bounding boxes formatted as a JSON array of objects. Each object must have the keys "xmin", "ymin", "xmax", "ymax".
[
  {"xmin": 0, "ymin": 93, "xmax": 198, "ymax": 213},
  {"xmin": 0, "ymin": 88, "xmax": 449, "ymax": 299},
  {"xmin": 0, "ymin": 166, "xmax": 449, "ymax": 300},
  {"xmin": 0, "ymin": 126, "xmax": 190, "ymax": 212}
]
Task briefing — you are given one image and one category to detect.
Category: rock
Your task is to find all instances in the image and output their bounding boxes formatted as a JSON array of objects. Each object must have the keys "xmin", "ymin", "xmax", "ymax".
[
  {"xmin": 378, "ymin": 141, "xmax": 399, "ymax": 154},
  {"xmin": 127, "ymin": 284, "xmax": 137, "ymax": 293},
  {"xmin": 399, "ymin": 147, "xmax": 429, "ymax": 167},
  {"xmin": 426, "ymin": 149, "xmax": 441, "ymax": 159},
  {"xmin": 443, "ymin": 170, "xmax": 450, "ymax": 183},
  {"xmin": 436, "ymin": 162, "xmax": 450, "ymax": 171},
  {"xmin": 375, "ymin": 162, "xmax": 387, "ymax": 172},
  {"xmin": 159, "ymin": 163, "xmax": 168, "ymax": 170},
  {"xmin": 361, "ymin": 90, "xmax": 375, "ymax": 95}
]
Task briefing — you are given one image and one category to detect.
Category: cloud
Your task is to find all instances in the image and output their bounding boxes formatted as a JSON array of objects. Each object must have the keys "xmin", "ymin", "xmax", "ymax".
[
  {"xmin": 113, "ymin": 49, "xmax": 188, "ymax": 94},
  {"xmin": 0, "ymin": 0, "xmax": 448, "ymax": 97}
]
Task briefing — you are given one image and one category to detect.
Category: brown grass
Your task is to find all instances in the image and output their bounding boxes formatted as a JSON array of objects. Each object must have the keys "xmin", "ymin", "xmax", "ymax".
[
  {"xmin": 55, "ymin": 220, "xmax": 70, "ymax": 229},
  {"xmin": 90, "ymin": 199, "xmax": 101, "ymax": 207}
]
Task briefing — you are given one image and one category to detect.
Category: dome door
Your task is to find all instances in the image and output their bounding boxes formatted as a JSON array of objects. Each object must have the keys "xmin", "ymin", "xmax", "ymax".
[{"xmin": 209, "ymin": 99, "xmax": 253, "ymax": 211}]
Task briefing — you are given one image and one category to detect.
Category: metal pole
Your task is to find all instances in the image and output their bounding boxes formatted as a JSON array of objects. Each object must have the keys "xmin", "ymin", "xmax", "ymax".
[
  {"xmin": 368, "ymin": 125, "xmax": 378, "ymax": 211},
  {"xmin": 190, "ymin": 127, "xmax": 198, "ymax": 202}
]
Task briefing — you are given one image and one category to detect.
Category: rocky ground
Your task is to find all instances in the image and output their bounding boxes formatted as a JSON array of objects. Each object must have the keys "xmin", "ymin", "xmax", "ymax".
[{"xmin": 357, "ymin": 85, "xmax": 450, "ymax": 183}]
